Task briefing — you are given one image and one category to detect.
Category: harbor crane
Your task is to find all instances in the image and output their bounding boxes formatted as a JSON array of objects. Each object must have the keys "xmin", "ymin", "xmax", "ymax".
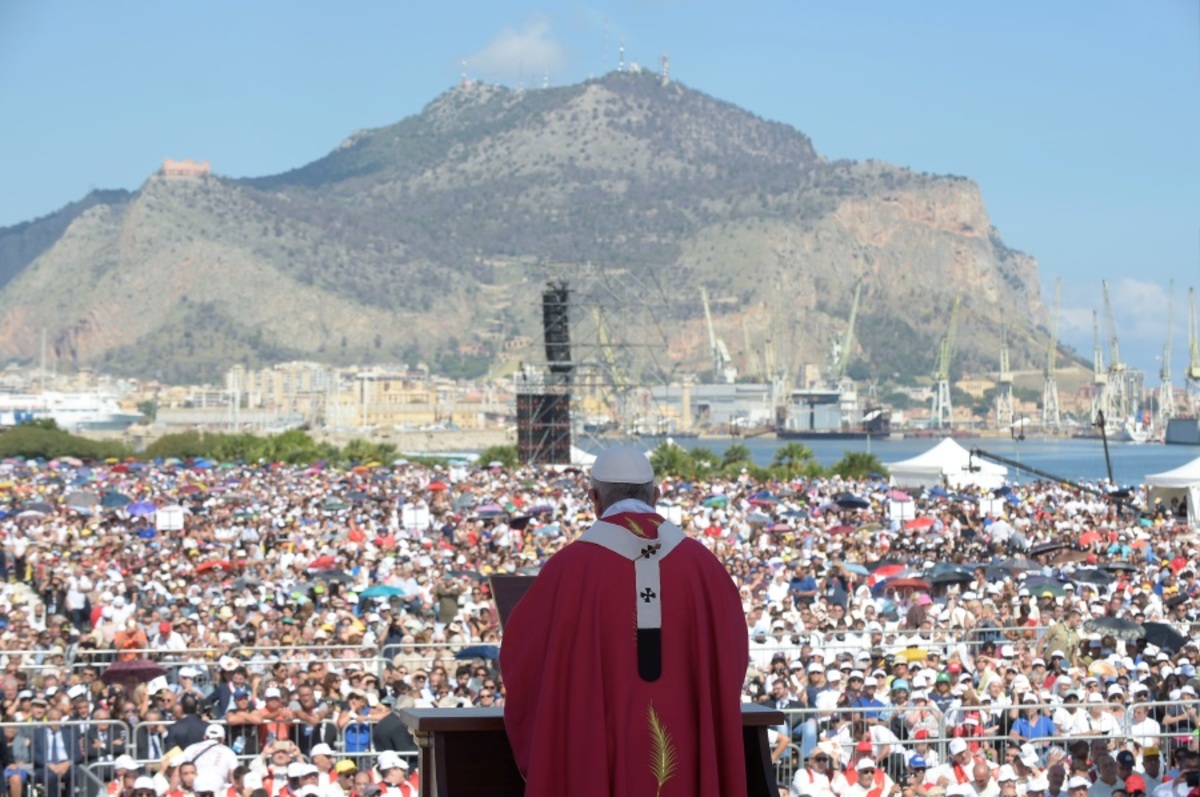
[
  {"xmin": 1188, "ymin": 288, "xmax": 1200, "ymax": 412},
  {"xmin": 1158, "ymin": 280, "xmax": 1176, "ymax": 427},
  {"xmin": 930, "ymin": 297, "xmax": 960, "ymax": 429},
  {"xmin": 832, "ymin": 280, "xmax": 863, "ymax": 426},
  {"xmin": 995, "ymin": 323, "xmax": 1014, "ymax": 429},
  {"xmin": 1042, "ymin": 278, "xmax": 1062, "ymax": 430},
  {"xmin": 1102, "ymin": 280, "xmax": 1128, "ymax": 423},
  {"xmin": 741, "ymin": 317, "xmax": 764, "ymax": 383},
  {"xmin": 1090, "ymin": 311, "xmax": 1107, "ymax": 424},
  {"xmin": 700, "ymin": 287, "xmax": 736, "ymax": 384}
]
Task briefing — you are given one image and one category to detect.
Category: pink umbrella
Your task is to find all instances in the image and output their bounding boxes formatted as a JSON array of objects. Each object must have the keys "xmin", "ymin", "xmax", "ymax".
[{"xmin": 887, "ymin": 489, "xmax": 911, "ymax": 502}]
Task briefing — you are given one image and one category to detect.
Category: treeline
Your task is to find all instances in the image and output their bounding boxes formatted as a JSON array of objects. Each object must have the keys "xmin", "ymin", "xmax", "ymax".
[
  {"xmin": 649, "ymin": 441, "xmax": 888, "ymax": 482},
  {"xmin": 0, "ymin": 422, "xmax": 404, "ymax": 467}
]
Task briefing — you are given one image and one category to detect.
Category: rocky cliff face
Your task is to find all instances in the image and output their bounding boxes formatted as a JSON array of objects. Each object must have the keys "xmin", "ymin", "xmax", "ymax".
[{"xmin": 0, "ymin": 72, "xmax": 1045, "ymax": 383}]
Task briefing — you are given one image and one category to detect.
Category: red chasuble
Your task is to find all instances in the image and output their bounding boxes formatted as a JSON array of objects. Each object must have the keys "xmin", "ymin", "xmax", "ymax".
[{"xmin": 501, "ymin": 510, "xmax": 749, "ymax": 797}]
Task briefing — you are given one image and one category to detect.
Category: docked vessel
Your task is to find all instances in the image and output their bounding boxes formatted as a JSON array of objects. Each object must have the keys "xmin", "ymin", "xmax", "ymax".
[
  {"xmin": 0, "ymin": 392, "xmax": 144, "ymax": 432},
  {"xmin": 1165, "ymin": 418, "xmax": 1200, "ymax": 446}
]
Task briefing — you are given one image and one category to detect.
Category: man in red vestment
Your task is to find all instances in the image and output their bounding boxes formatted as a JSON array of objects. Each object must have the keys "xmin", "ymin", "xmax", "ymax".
[{"xmin": 501, "ymin": 446, "xmax": 750, "ymax": 797}]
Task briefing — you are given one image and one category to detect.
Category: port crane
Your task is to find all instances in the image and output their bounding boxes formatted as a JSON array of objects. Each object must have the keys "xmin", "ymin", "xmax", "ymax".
[
  {"xmin": 700, "ymin": 287, "xmax": 736, "ymax": 384},
  {"xmin": 995, "ymin": 323, "xmax": 1014, "ymax": 429},
  {"xmin": 831, "ymin": 280, "xmax": 863, "ymax": 426},
  {"xmin": 930, "ymin": 297, "xmax": 960, "ymax": 429},
  {"xmin": 1188, "ymin": 288, "xmax": 1200, "ymax": 412},
  {"xmin": 1102, "ymin": 280, "xmax": 1128, "ymax": 423},
  {"xmin": 1042, "ymin": 278, "xmax": 1062, "ymax": 430},
  {"xmin": 1158, "ymin": 280, "xmax": 1175, "ymax": 428},
  {"xmin": 1090, "ymin": 310, "xmax": 1107, "ymax": 425}
]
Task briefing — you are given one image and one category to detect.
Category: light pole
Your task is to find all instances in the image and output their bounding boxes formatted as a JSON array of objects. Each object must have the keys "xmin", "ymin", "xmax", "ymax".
[{"xmin": 1011, "ymin": 418, "xmax": 1026, "ymax": 486}]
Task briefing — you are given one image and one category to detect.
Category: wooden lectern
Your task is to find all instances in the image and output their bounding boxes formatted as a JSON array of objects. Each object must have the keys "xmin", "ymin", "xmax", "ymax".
[{"xmin": 399, "ymin": 704, "xmax": 785, "ymax": 797}]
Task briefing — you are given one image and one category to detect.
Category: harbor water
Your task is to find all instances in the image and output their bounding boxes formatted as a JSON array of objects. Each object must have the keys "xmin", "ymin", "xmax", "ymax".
[{"xmin": 578, "ymin": 435, "xmax": 1200, "ymax": 488}]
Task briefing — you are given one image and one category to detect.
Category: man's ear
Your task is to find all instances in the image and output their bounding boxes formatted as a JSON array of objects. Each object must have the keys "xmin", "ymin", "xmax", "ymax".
[{"xmin": 654, "ymin": 486, "xmax": 661, "ymax": 505}]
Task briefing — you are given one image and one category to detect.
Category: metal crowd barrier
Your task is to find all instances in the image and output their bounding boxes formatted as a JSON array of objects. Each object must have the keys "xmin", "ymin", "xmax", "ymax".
[{"xmin": 0, "ymin": 719, "xmax": 131, "ymax": 797}]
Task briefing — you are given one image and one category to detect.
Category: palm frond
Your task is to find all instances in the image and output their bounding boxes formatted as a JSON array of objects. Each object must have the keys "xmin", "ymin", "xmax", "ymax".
[{"xmin": 647, "ymin": 703, "xmax": 678, "ymax": 795}]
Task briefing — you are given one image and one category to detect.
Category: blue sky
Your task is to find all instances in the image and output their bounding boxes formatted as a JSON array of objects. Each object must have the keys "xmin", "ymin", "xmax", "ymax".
[{"xmin": 1, "ymin": 0, "xmax": 1197, "ymax": 379}]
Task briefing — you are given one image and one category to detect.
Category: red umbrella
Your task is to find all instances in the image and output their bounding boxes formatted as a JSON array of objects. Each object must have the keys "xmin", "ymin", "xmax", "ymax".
[
  {"xmin": 196, "ymin": 560, "xmax": 233, "ymax": 574},
  {"xmin": 178, "ymin": 484, "xmax": 204, "ymax": 495},
  {"xmin": 1078, "ymin": 530, "xmax": 1101, "ymax": 546},
  {"xmin": 828, "ymin": 524, "xmax": 856, "ymax": 536},
  {"xmin": 704, "ymin": 524, "xmax": 723, "ymax": 537},
  {"xmin": 884, "ymin": 577, "xmax": 932, "ymax": 592},
  {"xmin": 428, "ymin": 481, "xmax": 448, "ymax": 492},
  {"xmin": 904, "ymin": 517, "xmax": 936, "ymax": 530},
  {"xmin": 308, "ymin": 555, "xmax": 337, "ymax": 571},
  {"xmin": 872, "ymin": 564, "xmax": 907, "ymax": 580},
  {"xmin": 111, "ymin": 464, "xmax": 130, "ymax": 473}
]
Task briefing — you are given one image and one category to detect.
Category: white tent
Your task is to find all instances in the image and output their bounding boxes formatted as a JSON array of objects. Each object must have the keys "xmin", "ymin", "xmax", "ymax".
[
  {"xmin": 886, "ymin": 438, "xmax": 1007, "ymax": 491},
  {"xmin": 1145, "ymin": 457, "xmax": 1200, "ymax": 528}
]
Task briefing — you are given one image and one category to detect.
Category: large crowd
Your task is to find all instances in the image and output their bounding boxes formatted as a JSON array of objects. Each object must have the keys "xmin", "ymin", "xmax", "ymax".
[{"xmin": 0, "ymin": 451, "xmax": 1193, "ymax": 797}]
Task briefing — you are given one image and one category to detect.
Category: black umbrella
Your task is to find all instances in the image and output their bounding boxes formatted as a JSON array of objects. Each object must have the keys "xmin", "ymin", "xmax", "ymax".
[
  {"xmin": 835, "ymin": 494, "xmax": 871, "ymax": 510},
  {"xmin": 1166, "ymin": 593, "xmax": 1190, "ymax": 609},
  {"xmin": 508, "ymin": 515, "xmax": 533, "ymax": 531},
  {"xmin": 1099, "ymin": 562, "xmax": 1138, "ymax": 573},
  {"xmin": 312, "ymin": 570, "xmax": 354, "ymax": 584},
  {"xmin": 1071, "ymin": 568, "xmax": 1114, "ymax": 587},
  {"xmin": 1084, "ymin": 616, "xmax": 1145, "ymax": 642},
  {"xmin": 929, "ymin": 570, "xmax": 974, "ymax": 587},
  {"xmin": 1029, "ymin": 541, "xmax": 1071, "ymax": 556},
  {"xmin": 996, "ymin": 558, "xmax": 1044, "ymax": 572},
  {"xmin": 1142, "ymin": 622, "xmax": 1188, "ymax": 652},
  {"xmin": 1024, "ymin": 576, "xmax": 1069, "ymax": 598}
]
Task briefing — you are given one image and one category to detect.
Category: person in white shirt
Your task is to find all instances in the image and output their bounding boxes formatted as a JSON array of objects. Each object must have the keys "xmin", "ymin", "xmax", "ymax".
[
  {"xmin": 179, "ymin": 725, "xmax": 239, "ymax": 788},
  {"xmin": 969, "ymin": 761, "xmax": 1000, "ymax": 797},
  {"xmin": 1126, "ymin": 704, "xmax": 1161, "ymax": 752},
  {"xmin": 792, "ymin": 745, "xmax": 835, "ymax": 797},
  {"xmin": 1053, "ymin": 692, "xmax": 1091, "ymax": 737},
  {"xmin": 841, "ymin": 757, "xmax": 896, "ymax": 797}
]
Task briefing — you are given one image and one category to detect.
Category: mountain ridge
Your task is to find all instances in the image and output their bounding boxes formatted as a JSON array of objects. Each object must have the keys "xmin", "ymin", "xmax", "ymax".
[{"xmin": 0, "ymin": 71, "xmax": 1047, "ymax": 384}]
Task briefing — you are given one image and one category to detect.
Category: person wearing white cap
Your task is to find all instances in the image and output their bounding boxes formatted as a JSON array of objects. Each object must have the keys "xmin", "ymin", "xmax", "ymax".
[
  {"xmin": 374, "ymin": 751, "xmax": 414, "ymax": 797},
  {"xmin": 178, "ymin": 724, "xmax": 238, "ymax": 789},
  {"xmin": 132, "ymin": 776, "xmax": 158, "ymax": 797},
  {"xmin": 500, "ymin": 446, "xmax": 750, "ymax": 797},
  {"xmin": 106, "ymin": 754, "xmax": 140, "ymax": 797},
  {"xmin": 841, "ymin": 755, "xmax": 895, "ymax": 797}
]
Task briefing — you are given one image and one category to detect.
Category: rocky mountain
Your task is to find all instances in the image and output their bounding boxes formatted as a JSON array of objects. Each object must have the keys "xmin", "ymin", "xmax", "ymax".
[{"xmin": 0, "ymin": 70, "xmax": 1048, "ymax": 384}]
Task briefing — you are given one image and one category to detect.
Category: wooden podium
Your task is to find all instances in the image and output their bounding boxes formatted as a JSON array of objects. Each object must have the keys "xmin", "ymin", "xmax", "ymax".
[{"xmin": 399, "ymin": 704, "xmax": 784, "ymax": 796}]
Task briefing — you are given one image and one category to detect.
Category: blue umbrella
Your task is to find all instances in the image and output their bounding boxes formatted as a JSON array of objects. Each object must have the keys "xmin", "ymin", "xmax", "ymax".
[
  {"xmin": 928, "ymin": 487, "xmax": 950, "ymax": 498},
  {"xmin": 359, "ymin": 585, "xmax": 405, "ymax": 599},
  {"xmin": 128, "ymin": 502, "xmax": 157, "ymax": 516},
  {"xmin": 842, "ymin": 563, "xmax": 870, "ymax": 576},
  {"xmin": 454, "ymin": 645, "xmax": 500, "ymax": 661},
  {"xmin": 101, "ymin": 492, "xmax": 131, "ymax": 508}
]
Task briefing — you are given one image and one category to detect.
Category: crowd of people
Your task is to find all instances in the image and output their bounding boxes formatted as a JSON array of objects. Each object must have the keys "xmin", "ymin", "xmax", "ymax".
[{"xmin": 0, "ymin": 451, "xmax": 1192, "ymax": 797}]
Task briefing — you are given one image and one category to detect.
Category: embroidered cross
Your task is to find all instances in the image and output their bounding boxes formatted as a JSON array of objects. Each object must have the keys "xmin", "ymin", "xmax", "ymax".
[
  {"xmin": 640, "ymin": 543, "xmax": 661, "ymax": 559},
  {"xmin": 640, "ymin": 587, "xmax": 656, "ymax": 603}
]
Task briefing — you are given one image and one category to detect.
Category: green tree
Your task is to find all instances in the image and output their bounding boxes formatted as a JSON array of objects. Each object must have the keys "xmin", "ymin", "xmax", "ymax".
[
  {"xmin": 772, "ymin": 442, "xmax": 815, "ymax": 478},
  {"xmin": 721, "ymin": 444, "xmax": 752, "ymax": 468},
  {"xmin": 830, "ymin": 452, "xmax": 889, "ymax": 480},
  {"xmin": 687, "ymin": 446, "xmax": 720, "ymax": 474},
  {"xmin": 136, "ymin": 400, "xmax": 157, "ymax": 423},
  {"xmin": 650, "ymin": 442, "xmax": 694, "ymax": 479},
  {"xmin": 477, "ymin": 445, "xmax": 519, "ymax": 470}
]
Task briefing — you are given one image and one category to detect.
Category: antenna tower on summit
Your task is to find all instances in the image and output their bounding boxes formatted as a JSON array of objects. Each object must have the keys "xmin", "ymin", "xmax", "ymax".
[
  {"xmin": 662, "ymin": 54, "xmax": 670, "ymax": 85},
  {"xmin": 619, "ymin": 40, "xmax": 625, "ymax": 72},
  {"xmin": 460, "ymin": 61, "xmax": 467, "ymax": 86}
]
